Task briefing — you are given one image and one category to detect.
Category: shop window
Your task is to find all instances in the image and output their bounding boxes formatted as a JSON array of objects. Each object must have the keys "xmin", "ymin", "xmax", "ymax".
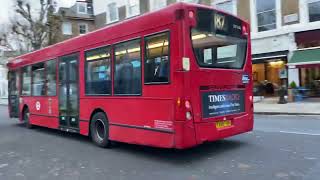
[
  {"xmin": 144, "ymin": 32, "xmax": 170, "ymax": 84},
  {"xmin": 114, "ymin": 39, "xmax": 141, "ymax": 95},
  {"xmin": 46, "ymin": 60, "xmax": 57, "ymax": 96},
  {"xmin": 256, "ymin": 0, "xmax": 276, "ymax": 32},
  {"xmin": 32, "ymin": 63, "xmax": 46, "ymax": 96},
  {"xmin": 21, "ymin": 66, "xmax": 31, "ymax": 96},
  {"xmin": 85, "ymin": 46, "xmax": 112, "ymax": 95},
  {"xmin": 308, "ymin": 0, "xmax": 320, "ymax": 22}
]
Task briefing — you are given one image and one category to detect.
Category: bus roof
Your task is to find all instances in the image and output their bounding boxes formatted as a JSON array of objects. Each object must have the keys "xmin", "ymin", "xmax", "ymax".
[{"xmin": 7, "ymin": 2, "xmax": 247, "ymax": 69}]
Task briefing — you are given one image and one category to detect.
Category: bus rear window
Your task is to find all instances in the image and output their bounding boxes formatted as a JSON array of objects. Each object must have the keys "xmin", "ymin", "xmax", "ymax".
[{"xmin": 191, "ymin": 9, "xmax": 248, "ymax": 69}]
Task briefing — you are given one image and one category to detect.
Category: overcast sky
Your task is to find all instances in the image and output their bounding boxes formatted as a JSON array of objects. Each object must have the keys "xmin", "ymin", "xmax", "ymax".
[{"xmin": 0, "ymin": 0, "xmax": 76, "ymax": 24}]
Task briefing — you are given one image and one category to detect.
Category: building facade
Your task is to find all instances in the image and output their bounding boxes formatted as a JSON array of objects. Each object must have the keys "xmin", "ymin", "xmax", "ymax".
[
  {"xmin": 93, "ymin": 0, "xmax": 320, "ymax": 96},
  {"xmin": 52, "ymin": 0, "xmax": 96, "ymax": 43}
]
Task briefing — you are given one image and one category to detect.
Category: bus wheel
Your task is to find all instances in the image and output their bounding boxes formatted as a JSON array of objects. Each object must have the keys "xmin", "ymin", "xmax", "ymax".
[
  {"xmin": 23, "ymin": 108, "xmax": 33, "ymax": 129},
  {"xmin": 90, "ymin": 112, "xmax": 111, "ymax": 148}
]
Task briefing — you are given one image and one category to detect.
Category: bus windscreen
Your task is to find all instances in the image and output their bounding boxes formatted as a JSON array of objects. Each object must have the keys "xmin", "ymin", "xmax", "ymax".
[{"xmin": 191, "ymin": 9, "xmax": 248, "ymax": 69}]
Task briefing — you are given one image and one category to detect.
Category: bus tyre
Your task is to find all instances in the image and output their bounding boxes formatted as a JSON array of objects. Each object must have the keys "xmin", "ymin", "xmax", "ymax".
[
  {"xmin": 23, "ymin": 108, "xmax": 33, "ymax": 129},
  {"xmin": 90, "ymin": 112, "xmax": 111, "ymax": 148}
]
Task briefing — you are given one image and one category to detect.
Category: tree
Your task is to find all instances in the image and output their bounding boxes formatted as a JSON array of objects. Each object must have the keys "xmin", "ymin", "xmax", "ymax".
[{"xmin": 9, "ymin": 0, "xmax": 56, "ymax": 51}]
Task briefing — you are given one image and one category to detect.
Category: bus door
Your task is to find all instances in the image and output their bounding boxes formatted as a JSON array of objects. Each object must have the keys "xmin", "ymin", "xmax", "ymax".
[
  {"xmin": 58, "ymin": 54, "xmax": 79, "ymax": 131},
  {"xmin": 8, "ymin": 70, "xmax": 19, "ymax": 118}
]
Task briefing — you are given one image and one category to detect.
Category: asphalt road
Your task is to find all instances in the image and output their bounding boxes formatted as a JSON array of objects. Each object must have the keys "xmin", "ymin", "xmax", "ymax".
[{"xmin": 0, "ymin": 106, "xmax": 320, "ymax": 180}]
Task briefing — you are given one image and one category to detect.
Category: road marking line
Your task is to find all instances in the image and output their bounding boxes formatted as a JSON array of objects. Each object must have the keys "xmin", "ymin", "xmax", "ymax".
[{"xmin": 279, "ymin": 131, "xmax": 320, "ymax": 136}]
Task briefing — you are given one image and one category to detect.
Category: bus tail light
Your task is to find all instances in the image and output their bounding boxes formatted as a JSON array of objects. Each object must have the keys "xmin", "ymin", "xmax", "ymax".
[
  {"xmin": 249, "ymin": 95, "xmax": 253, "ymax": 103},
  {"xmin": 242, "ymin": 23, "xmax": 249, "ymax": 36},
  {"xmin": 176, "ymin": 98, "xmax": 194, "ymax": 121}
]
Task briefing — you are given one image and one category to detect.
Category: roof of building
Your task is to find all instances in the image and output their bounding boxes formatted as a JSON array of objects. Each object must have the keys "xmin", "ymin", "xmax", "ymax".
[{"xmin": 55, "ymin": 1, "xmax": 94, "ymax": 20}]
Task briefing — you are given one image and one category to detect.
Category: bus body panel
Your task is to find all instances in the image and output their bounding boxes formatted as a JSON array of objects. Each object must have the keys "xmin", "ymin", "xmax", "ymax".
[{"xmin": 7, "ymin": 3, "xmax": 253, "ymax": 149}]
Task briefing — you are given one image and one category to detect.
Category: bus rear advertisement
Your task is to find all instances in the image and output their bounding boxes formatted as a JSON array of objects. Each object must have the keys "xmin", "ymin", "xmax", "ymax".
[{"xmin": 7, "ymin": 3, "xmax": 253, "ymax": 149}]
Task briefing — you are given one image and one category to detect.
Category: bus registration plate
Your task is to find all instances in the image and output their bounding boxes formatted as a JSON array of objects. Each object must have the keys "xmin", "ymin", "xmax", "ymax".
[{"xmin": 215, "ymin": 120, "xmax": 232, "ymax": 129}]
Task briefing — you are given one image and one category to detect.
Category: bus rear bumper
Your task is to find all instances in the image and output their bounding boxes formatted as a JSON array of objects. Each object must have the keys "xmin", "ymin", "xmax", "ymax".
[
  {"xmin": 194, "ymin": 114, "xmax": 254, "ymax": 146},
  {"xmin": 174, "ymin": 114, "xmax": 253, "ymax": 149}
]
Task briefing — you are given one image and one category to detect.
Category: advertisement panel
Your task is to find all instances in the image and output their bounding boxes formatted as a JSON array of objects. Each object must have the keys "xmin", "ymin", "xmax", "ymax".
[{"xmin": 202, "ymin": 90, "xmax": 245, "ymax": 118}]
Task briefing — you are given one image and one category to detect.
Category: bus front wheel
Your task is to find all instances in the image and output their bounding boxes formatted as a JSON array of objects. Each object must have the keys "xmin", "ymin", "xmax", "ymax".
[{"xmin": 90, "ymin": 112, "xmax": 111, "ymax": 148}]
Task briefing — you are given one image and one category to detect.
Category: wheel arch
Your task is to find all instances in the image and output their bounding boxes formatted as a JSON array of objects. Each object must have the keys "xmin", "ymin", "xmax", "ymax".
[{"xmin": 89, "ymin": 108, "xmax": 108, "ymax": 136}]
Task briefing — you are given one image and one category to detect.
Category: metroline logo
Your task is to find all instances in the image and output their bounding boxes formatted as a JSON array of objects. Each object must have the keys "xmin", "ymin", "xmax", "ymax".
[{"xmin": 208, "ymin": 94, "xmax": 240, "ymax": 103}]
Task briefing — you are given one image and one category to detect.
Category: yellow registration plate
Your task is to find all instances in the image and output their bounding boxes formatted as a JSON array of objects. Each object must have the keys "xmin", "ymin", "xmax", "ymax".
[{"xmin": 215, "ymin": 120, "xmax": 232, "ymax": 129}]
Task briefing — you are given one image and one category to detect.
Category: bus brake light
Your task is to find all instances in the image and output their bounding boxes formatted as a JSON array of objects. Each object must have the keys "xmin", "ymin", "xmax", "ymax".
[{"xmin": 242, "ymin": 24, "xmax": 248, "ymax": 36}]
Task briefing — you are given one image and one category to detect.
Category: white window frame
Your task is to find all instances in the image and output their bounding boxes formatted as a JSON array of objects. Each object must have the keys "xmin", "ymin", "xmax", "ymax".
[
  {"xmin": 149, "ymin": 0, "xmax": 167, "ymax": 11},
  {"xmin": 126, "ymin": 0, "xmax": 140, "ymax": 18},
  {"xmin": 250, "ymin": 0, "xmax": 281, "ymax": 33},
  {"xmin": 177, "ymin": 0, "xmax": 199, "ymax": 3},
  {"xmin": 78, "ymin": 23, "xmax": 88, "ymax": 35},
  {"xmin": 106, "ymin": 2, "xmax": 119, "ymax": 24},
  {"xmin": 212, "ymin": 0, "xmax": 237, "ymax": 15},
  {"xmin": 62, "ymin": 22, "xmax": 72, "ymax": 35},
  {"xmin": 302, "ymin": 0, "xmax": 320, "ymax": 23},
  {"xmin": 77, "ymin": 2, "xmax": 87, "ymax": 14}
]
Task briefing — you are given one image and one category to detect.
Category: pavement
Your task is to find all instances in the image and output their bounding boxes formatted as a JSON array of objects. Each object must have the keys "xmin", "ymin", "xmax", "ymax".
[
  {"xmin": 0, "ymin": 105, "xmax": 320, "ymax": 180},
  {"xmin": 254, "ymin": 97, "xmax": 320, "ymax": 115}
]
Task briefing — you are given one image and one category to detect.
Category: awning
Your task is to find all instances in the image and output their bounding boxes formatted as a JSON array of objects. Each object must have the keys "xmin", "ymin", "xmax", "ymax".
[
  {"xmin": 288, "ymin": 47, "xmax": 320, "ymax": 68},
  {"xmin": 252, "ymin": 51, "xmax": 288, "ymax": 64}
]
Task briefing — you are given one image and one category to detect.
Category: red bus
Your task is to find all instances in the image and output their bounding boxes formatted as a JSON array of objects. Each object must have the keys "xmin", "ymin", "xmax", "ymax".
[{"xmin": 7, "ymin": 3, "xmax": 253, "ymax": 149}]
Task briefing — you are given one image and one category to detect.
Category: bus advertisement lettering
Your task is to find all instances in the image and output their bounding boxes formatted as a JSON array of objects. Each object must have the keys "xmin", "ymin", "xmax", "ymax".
[{"xmin": 202, "ymin": 90, "xmax": 245, "ymax": 118}]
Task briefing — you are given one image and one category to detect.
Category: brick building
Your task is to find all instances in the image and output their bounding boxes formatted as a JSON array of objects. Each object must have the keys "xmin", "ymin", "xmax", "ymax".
[{"xmin": 52, "ymin": 0, "xmax": 96, "ymax": 43}]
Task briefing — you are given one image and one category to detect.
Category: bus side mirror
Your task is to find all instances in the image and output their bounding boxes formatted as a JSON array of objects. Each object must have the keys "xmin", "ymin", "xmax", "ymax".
[{"xmin": 182, "ymin": 57, "xmax": 190, "ymax": 71}]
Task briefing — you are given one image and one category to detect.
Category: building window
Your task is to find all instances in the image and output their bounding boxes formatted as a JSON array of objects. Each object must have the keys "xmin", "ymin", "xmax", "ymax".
[
  {"xmin": 78, "ymin": 24, "xmax": 88, "ymax": 34},
  {"xmin": 213, "ymin": 0, "xmax": 237, "ymax": 15},
  {"xmin": 145, "ymin": 32, "xmax": 170, "ymax": 84},
  {"xmin": 114, "ymin": 39, "xmax": 141, "ymax": 95},
  {"xmin": 149, "ymin": 0, "xmax": 167, "ymax": 11},
  {"xmin": 46, "ymin": 60, "xmax": 57, "ymax": 96},
  {"xmin": 177, "ymin": 0, "xmax": 199, "ymax": 3},
  {"xmin": 32, "ymin": 63, "xmax": 46, "ymax": 96},
  {"xmin": 308, "ymin": 0, "xmax": 320, "ymax": 22},
  {"xmin": 85, "ymin": 46, "xmax": 112, "ymax": 95},
  {"xmin": 77, "ymin": 2, "xmax": 87, "ymax": 14},
  {"xmin": 256, "ymin": 0, "xmax": 276, "ymax": 32},
  {"xmin": 127, "ymin": 0, "xmax": 140, "ymax": 17},
  {"xmin": 107, "ymin": 2, "xmax": 119, "ymax": 23},
  {"xmin": 21, "ymin": 66, "xmax": 31, "ymax": 96},
  {"xmin": 62, "ymin": 22, "xmax": 72, "ymax": 35}
]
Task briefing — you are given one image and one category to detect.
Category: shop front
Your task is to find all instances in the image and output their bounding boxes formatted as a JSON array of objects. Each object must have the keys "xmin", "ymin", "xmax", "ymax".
[
  {"xmin": 252, "ymin": 51, "xmax": 288, "ymax": 96},
  {"xmin": 287, "ymin": 30, "xmax": 320, "ymax": 97},
  {"xmin": 288, "ymin": 47, "xmax": 320, "ymax": 97}
]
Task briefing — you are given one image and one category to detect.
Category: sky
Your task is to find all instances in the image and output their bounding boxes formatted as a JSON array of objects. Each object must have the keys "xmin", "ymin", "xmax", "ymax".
[{"xmin": 0, "ymin": 0, "xmax": 76, "ymax": 24}]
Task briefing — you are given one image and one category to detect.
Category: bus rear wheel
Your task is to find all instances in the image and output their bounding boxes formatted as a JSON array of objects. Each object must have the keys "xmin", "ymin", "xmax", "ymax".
[
  {"xmin": 90, "ymin": 112, "xmax": 111, "ymax": 148},
  {"xmin": 23, "ymin": 108, "xmax": 33, "ymax": 129}
]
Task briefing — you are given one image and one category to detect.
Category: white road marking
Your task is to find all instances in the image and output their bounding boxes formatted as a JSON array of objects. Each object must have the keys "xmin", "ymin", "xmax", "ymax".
[{"xmin": 279, "ymin": 131, "xmax": 320, "ymax": 136}]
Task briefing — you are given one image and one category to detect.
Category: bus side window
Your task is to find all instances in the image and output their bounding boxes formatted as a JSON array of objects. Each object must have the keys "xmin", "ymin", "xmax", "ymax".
[
  {"xmin": 144, "ymin": 32, "xmax": 170, "ymax": 84},
  {"xmin": 46, "ymin": 60, "xmax": 57, "ymax": 96},
  {"xmin": 32, "ymin": 63, "xmax": 46, "ymax": 96},
  {"xmin": 85, "ymin": 46, "xmax": 112, "ymax": 95},
  {"xmin": 114, "ymin": 39, "xmax": 142, "ymax": 95},
  {"xmin": 21, "ymin": 66, "xmax": 31, "ymax": 96}
]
